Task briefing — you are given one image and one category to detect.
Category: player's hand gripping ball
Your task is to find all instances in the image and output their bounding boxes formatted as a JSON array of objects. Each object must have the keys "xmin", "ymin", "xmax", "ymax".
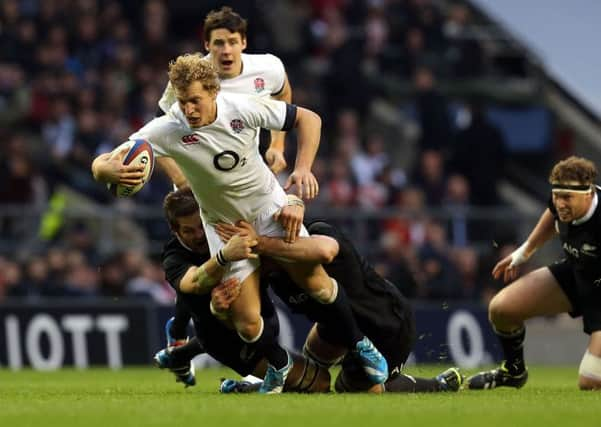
[{"xmin": 107, "ymin": 139, "xmax": 155, "ymax": 197}]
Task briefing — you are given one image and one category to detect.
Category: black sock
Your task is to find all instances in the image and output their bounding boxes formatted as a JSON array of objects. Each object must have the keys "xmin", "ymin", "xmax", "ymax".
[
  {"xmin": 168, "ymin": 337, "xmax": 203, "ymax": 366},
  {"xmin": 385, "ymin": 374, "xmax": 441, "ymax": 392},
  {"xmin": 494, "ymin": 326, "xmax": 526, "ymax": 374},
  {"xmin": 241, "ymin": 318, "xmax": 289, "ymax": 370},
  {"xmin": 264, "ymin": 344, "xmax": 289, "ymax": 370},
  {"xmin": 319, "ymin": 281, "xmax": 363, "ymax": 346},
  {"xmin": 170, "ymin": 299, "xmax": 192, "ymax": 340}
]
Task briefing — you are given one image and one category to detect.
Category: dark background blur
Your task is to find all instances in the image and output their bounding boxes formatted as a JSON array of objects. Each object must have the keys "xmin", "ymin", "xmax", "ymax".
[{"xmin": 1, "ymin": 0, "xmax": 596, "ymax": 305}]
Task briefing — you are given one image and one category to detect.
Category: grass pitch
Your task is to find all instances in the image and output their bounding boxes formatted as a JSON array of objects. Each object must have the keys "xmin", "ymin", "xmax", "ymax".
[{"xmin": 1, "ymin": 365, "xmax": 599, "ymax": 427}]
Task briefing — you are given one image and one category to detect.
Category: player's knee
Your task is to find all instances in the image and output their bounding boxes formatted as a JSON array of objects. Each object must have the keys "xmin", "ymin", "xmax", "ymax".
[
  {"xmin": 235, "ymin": 318, "xmax": 263, "ymax": 342},
  {"xmin": 488, "ymin": 292, "xmax": 516, "ymax": 324}
]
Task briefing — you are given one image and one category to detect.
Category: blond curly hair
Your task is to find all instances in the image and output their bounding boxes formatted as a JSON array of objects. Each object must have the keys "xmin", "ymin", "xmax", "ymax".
[{"xmin": 168, "ymin": 53, "xmax": 220, "ymax": 95}]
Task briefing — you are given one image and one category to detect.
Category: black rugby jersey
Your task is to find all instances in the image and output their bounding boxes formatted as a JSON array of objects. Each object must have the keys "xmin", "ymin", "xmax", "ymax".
[
  {"xmin": 267, "ymin": 221, "xmax": 412, "ymax": 342},
  {"xmin": 548, "ymin": 187, "xmax": 601, "ymax": 290}
]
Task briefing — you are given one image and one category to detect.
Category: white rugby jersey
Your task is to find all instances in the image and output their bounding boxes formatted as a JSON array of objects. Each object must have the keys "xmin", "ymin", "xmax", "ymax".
[
  {"xmin": 158, "ymin": 53, "xmax": 286, "ymax": 112},
  {"xmin": 131, "ymin": 92, "xmax": 296, "ymax": 223}
]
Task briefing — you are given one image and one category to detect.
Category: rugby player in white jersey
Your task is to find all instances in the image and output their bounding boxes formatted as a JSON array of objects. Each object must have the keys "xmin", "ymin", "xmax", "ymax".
[
  {"xmin": 157, "ymin": 6, "xmax": 290, "ymax": 183},
  {"xmin": 91, "ymin": 54, "xmax": 389, "ymax": 393}
]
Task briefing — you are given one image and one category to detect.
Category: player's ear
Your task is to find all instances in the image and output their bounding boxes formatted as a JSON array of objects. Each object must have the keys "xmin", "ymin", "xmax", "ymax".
[
  {"xmin": 241, "ymin": 36, "xmax": 247, "ymax": 51},
  {"xmin": 204, "ymin": 40, "xmax": 210, "ymax": 52}
]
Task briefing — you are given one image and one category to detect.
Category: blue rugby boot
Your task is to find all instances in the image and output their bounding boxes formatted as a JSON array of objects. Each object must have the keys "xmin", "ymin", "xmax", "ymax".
[
  {"xmin": 154, "ymin": 348, "xmax": 196, "ymax": 388},
  {"xmin": 153, "ymin": 348, "xmax": 172, "ymax": 369},
  {"xmin": 354, "ymin": 337, "xmax": 388, "ymax": 384},
  {"xmin": 220, "ymin": 378, "xmax": 262, "ymax": 393},
  {"xmin": 466, "ymin": 361, "xmax": 528, "ymax": 390},
  {"xmin": 435, "ymin": 367, "xmax": 464, "ymax": 391},
  {"xmin": 258, "ymin": 353, "xmax": 293, "ymax": 394}
]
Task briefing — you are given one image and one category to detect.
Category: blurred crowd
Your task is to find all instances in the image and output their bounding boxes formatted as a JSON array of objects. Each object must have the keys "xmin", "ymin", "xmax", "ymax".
[{"xmin": 0, "ymin": 0, "xmax": 536, "ymax": 304}]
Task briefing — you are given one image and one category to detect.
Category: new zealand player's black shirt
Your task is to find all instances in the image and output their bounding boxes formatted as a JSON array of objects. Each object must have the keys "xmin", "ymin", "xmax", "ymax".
[
  {"xmin": 162, "ymin": 237, "xmax": 214, "ymax": 333},
  {"xmin": 548, "ymin": 188, "xmax": 601, "ymax": 293},
  {"xmin": 267, "ymin": 221, "xmax": 413, "ymax": 347}
]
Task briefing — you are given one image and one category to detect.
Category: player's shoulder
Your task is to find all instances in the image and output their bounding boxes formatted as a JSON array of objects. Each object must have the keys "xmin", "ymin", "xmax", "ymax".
[
  {"xmin": 307, "ymin": 220, "xmax": 339, "ymax": 238},
  {"xmin": 242, "ymin": 53, "xmax": 284, "ymax": 70},
  {"xmin": 162, "ymin": 236, "xmax": 188, "ymax": 260},
  {"xmin": 218, "ymin": 91, "xmax": 256, "ymax": 110},
  {"xmin": 218, "ymin": 91, "xmax": 273, "ymax": 114}
]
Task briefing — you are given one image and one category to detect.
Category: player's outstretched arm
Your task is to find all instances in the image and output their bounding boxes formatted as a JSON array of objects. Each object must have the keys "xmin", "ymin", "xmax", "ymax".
[
  {"xmin": 284, "ymin": 107, "xmax": 321, "ymax": 200},
  {"xmin": 492, "ymin": 208, "xmax": 556, "ymax": 283},
  {"xmin": 157, "ymin": 157, "xmax": 189, "ymax": 189},
  {"xmin": 215, "ymin": 220, "xmax": 339, "ymax": 265},
  {"xmin": 178, "ymin": 234, "xmax": 258, "ymax": 294},
  {"xmin": 91, "ymin": 148, "xmax": 145, "ymax": 185}
]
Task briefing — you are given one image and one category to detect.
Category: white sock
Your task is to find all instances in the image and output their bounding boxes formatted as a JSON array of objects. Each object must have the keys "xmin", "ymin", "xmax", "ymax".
[{"xmin": 238, "ymin": 317, "xmax": 264, "ymax": 343}]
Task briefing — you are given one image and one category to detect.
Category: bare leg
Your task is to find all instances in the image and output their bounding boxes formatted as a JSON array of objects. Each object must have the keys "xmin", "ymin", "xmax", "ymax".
[
  {"xmin": 229, "ymin": 269, "xmax": 263, "ymax": 341},
  {"xmin": 228, "ymin": 269, "xmax": 289, "ymax": 370},
  {"xmin": 468, "ymin": 267, "xmax": 573, "ymax": 389},
  {"xmin": 489, "ymin": 267, "xmax": 572, "ymax": 331}
]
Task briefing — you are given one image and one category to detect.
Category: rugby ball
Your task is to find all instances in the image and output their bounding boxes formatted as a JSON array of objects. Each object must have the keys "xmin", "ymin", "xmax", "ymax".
[{"xmin": 107, "ymin": 139, "xmax": 155, "ymax": 197}]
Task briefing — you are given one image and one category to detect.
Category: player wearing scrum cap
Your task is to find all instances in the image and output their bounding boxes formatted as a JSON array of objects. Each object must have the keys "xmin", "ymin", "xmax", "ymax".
[{"xmin": 467, "ymin": 156, "xmax": 601, "ymax": 391}]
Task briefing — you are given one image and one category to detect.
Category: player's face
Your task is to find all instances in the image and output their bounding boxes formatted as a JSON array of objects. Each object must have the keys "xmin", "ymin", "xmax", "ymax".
[
  {"xmin": 552, "ymin": 188, "xmax": 593, "ymax": 222},
  {"xmin": 175, "ymin": 81, "xmax": 217, "ymax": 128},
  {"xmin": 175, "ymin": 213, "xmax": 209, "ymax": 253},
  {"xmin": 205, "ymin": 29, "xmax": 247, "ymax": 79}
]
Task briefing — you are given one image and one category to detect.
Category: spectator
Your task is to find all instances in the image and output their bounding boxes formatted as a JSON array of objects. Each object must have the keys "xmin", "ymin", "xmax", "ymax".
[
  {"xmin": 450, "ymin": 100, "xmax": 506, "ymax": 206},
  {"xmin": 412, "ymin": 149, "xmax": 447, "ymax": 206},
  {"xmin": 413, "ymin": 66, "xmax": 453, "ymax": 151}
]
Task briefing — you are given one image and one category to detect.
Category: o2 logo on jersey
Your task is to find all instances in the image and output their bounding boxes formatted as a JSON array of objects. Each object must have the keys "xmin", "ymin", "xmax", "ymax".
[
  {"xmin": 254, "ymin": 77, "xmax": 265, "ymax": 93},
  {"xmin": 230, "ymin": 119, "xmax": 244, "ymax": 134},
  {"xmin": 214, "ymin": 150, "xmax": 247, "ymax": 171}
]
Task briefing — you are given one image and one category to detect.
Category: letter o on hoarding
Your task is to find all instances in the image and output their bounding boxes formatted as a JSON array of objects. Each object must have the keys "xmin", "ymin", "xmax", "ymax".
[
  {"xmin": 26, "ymin": 314, "xmax": 64, "ymax": 370},
  {"xmin": 447, "ymin": 310, "xmax": 484, "ymax": 368}
]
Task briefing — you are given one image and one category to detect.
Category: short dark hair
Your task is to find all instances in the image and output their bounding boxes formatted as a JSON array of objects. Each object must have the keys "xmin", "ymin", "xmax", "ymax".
[
  {"xmin": 163, "ymin": 187, "xmax": 199, "ymax": 231},
  {"xmin": 203, "ymin": 6, "xmax": 247, "ymax": 43}
]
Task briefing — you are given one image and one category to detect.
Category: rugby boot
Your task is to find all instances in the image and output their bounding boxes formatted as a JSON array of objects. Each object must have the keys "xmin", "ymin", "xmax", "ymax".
[
  {"xmin": 154, "ymin": 348, "xmax": 196, "ymax": 387},
  {"xmin": 354, "ymin": 337, "xmax": 389, "ymax": 384},
  {"xmin": 435, "ymin": 367, "xmax": 464, "ymax": 392},
  {"xmin": 466, "ymin": 361, "xmax": 528, "ymax": 390},
  {"xmin": 258, "ymin": 353, "xmax": 293, "ymax": 394},
  {"xmin": 220, "ymin": 378, "xmax": 262, "ymax": 393}
]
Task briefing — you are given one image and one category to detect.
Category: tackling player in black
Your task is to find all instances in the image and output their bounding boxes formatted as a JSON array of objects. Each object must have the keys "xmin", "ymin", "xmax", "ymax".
[
  {"xmin": 155, "ymin": 187, "xmax": 331, "ymax": 392},
  {"xmin": 157, "ymin": 188, "xmax": 463, "ymax": 393},
  {"xmin": 467, "ymin": 156, "xmax": 601, "ymax": 390},
  {"xmin": 216, "ymin": 220, "xmax": 462, "ymax": 393}
]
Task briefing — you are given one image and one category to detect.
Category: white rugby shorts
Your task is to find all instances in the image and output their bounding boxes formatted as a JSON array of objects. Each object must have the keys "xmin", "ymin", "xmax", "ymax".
[{"xmin": 202, "ymin": 194, "xmax": 308, "ymax": 285}]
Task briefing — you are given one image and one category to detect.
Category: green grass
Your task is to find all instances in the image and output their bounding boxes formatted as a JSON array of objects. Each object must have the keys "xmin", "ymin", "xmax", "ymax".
[{"xmin": 1, "ymin": 366, "xmax": 600, "ymax": 427}]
